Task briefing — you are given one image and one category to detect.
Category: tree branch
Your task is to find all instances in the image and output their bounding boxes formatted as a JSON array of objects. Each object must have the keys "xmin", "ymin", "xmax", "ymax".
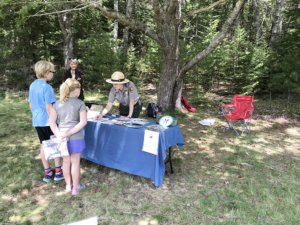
[
  {"xmin": 0, "ymin": 1, "xmax": 81, "ymax": 5},
  {"xmin": 57, "ymin": 12, "xmax": 67, "ymax": 39},
  {"xmin": 179, "ymin": 0, "xmax": 247, "ymax": 76},
  {"xmin": 81, "ymin": 1, "xmax": 163, "ymax": 48},
  {"xmin": 153, "ymin": 0, "xmax": 164, "ymax": 37},
  {"xmin": 30, "ymin": 3, "xmax": 90, "ymax": 17},
  {"xmin": 178, "ymin": 0, "xmax": 226, "ymax": 24}
]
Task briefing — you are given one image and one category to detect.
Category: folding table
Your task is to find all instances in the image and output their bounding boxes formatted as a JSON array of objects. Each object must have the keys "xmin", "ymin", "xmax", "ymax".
[{"xmin": 82, "ymin": 115, "xmax": 184, "ymax": 187}]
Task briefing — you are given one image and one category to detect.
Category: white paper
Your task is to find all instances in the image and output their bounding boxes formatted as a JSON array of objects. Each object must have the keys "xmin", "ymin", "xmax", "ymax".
[
  {"xmin": 61, "ymin": 216, "xmax": 97, "ymax": 225},
  {"xmin": 101, "ymin": 119, "xmax": 117, "ymax": 125},
  {"xmin": 198, "ymin": 119, "xmax": 215, "ymax": 126},
  {"xmin": 88, "ymin": 118, "xmax": 109, "ymax": 123},
  {"xmin": 87, "ymin": 110, "xmax": 100, "ymax": 119},
  {"xmin": 142, "ymin": 130, "xmax": 159, "ymax": 155}
]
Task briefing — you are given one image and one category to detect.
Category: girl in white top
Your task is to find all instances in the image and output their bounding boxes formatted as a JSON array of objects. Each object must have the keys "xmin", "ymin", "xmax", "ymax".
[{"xmin": 49, "ymin": 78, "xmax": 87, "ymax": 195}]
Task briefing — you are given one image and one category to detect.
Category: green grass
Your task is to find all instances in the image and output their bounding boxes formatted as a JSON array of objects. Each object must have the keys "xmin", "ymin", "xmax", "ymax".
[{"xmin": 1, "ymin": 91, "xmax": 300, "ymax": 224}]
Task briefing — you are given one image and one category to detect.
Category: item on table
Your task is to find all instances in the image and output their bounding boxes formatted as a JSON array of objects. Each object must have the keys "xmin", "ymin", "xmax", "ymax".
[
  {"xmin": 118, "ymin": 118, "xmax": 132, "ymax": 122},
  {"xmin": 131, "ymin": 119, "xmax": 149, "ymax": 125},
  {"xmin": 156, "ymin": 111, "xmax": 163, "ymax": 124},
  {"xmin": 159, "ymin": 115, "xmax": 173, "ymax": 127},
  {"xmin": 101, "ymin": 119, "xmax": 117, "ymax": 125},
  {"xmin": 171, "ymin": 118, "xmax": 178, "ymax": 126},
  {"xmin": 145, "ymin": 125, "xmax": 168, "ymax": 133},
  {"xmin": 123, "ymin": 123, "xmax": 144, "ymax": 129},
  {"xmin": 132, "ymin": 118, "xmax": 148, "ymax": 122},
  {"xmin": 115, "ymin": 121, "xmax": 125, "ymax": 125},
  {"xmin": 88, "ymin": 118, "xmax": 109, "ymax": 123},
  {"xmin": 102, "ymin": 115, "xmax": 112, "ymax": 118}
]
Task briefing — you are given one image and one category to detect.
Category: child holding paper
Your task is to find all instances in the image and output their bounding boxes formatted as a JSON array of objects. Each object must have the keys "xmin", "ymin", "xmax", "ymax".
[
  {"xmin": 49, "ymin": 78, "xmax": 87, "ymax": 195},
  {"xmin": 29, "ymin": 60, "xmax": 64, "ymax": 182}
]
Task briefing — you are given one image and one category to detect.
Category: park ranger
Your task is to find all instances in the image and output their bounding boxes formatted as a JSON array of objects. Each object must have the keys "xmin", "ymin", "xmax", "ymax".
[{"xmin": 95, "ymin": 71, "xmax": 141, "ymax": 119}]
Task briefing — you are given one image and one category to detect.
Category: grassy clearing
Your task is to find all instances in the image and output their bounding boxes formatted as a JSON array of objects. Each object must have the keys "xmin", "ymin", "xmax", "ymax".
[{"xmin": 1, "ymin": 91, "xmax": 300, "ymax": 225}]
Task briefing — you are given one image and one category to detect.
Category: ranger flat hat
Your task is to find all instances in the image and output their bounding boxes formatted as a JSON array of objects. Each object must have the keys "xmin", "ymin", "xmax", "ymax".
[{"xmin": 106, "ymin": 71, "xmax": 129, "ymax": 84}]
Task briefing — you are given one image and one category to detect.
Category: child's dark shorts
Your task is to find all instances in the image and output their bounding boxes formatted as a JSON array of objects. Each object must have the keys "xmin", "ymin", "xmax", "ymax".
[{"xmin": 35, "ymin": 126, "xmax": 53, "ymax": 144}]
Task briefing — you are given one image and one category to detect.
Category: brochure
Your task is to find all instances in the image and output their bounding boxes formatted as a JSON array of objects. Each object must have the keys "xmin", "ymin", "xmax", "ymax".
[
  {"xmin": 123, "ymin": 123, "xmax": 144, "ymax": 129},
  {"xmin": 115, "ymin": 121, "xmax": 125, "ymax": 125},
  {"xmin": 88, "ymin": 118, "xmax": 109, "ymax": 123},
  {"xmin": 144, "ymin": 125, "xmax": 168, "ymax": 133},
  {"xmin": 131, "ymin": 119, "xmax": 149, "ymax": 125},
  {"xmin": 42, "ymin": 138, "xmax": 69, "ymax": 160},
  {"xmin": 142, "ymin": 130, "xmax": 159, "ymax": 155},
  {"xmin": 101, "ymin": 119, "xmax": 117, "ymax": 125}
]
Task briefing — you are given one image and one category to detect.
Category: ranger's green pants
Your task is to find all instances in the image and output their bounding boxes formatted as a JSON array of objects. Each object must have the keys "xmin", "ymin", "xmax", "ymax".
[{"xmin": 119, "ymin": 102, "xmax": 141, "ymax": 118}]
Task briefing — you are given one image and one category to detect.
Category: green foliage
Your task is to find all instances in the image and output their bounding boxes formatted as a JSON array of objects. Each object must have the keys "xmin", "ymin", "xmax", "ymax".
[
  {"xmin": 79, "ymin": 25, "xmax": 124, "ymax": 91},
  {"xmin": 123, "ymin": 40, "xmax": 163, "ymax": 97},
  {"xmin": 5, "ymin": 72, "xmax": 30, "ymax": 90},
  {"xmin": 265, "ymin": 33, "xmax": 300, "ymax": 99},
  {"xmin": 181, "ymin": 13, "xmax": 269, "ymax": 95}
]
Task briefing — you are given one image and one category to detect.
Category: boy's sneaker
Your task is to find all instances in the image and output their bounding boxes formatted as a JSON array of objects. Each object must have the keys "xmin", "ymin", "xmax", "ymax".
[
  {"xmin": 72, "ymin": 183, "xmax": 85, "ymax": 195},
  {"xmin": 43, "ymin": 173, "xmax": 54, "ymax": 182},
  {"xmin": 54, "ymin": 173, "xmax": 65, "ymax": 181}
]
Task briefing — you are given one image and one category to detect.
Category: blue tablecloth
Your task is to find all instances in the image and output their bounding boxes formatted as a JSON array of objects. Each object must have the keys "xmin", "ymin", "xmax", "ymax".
[{"xmin": 82, "ymin": 115, "xmax": 184, "ymax": 187}]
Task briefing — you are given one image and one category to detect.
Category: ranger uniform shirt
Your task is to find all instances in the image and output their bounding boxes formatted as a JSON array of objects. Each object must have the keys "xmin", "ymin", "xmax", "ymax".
[{"xmin": 108, "ymin": 81, "xmax": 139, "ymax": 106}]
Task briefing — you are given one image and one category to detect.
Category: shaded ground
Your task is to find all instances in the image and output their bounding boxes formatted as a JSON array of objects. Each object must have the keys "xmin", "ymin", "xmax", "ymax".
[{"xmin": 1, "ymin": 85, "xmax": 300, "ymax": 224}]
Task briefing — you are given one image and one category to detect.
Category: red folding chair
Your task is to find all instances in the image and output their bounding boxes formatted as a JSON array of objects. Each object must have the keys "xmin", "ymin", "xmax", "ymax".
[{"xmin": 219, "ymin": 95, "xmax": 254, "ymax": 136}]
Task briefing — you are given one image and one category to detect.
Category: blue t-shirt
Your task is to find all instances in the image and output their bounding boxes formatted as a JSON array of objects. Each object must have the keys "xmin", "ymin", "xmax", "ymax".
[{"xmin": 29, "ymin": 80, "xmax": 57, "ymax": 127}]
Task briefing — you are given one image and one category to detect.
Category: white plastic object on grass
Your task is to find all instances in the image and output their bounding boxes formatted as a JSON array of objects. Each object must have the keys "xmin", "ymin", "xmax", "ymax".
[{"xmin": 198, "ymin": 119, "xmax": 215, "ymax": 126}]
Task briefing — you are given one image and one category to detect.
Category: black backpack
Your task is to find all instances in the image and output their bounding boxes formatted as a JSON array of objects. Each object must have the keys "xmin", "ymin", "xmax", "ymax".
[{"xmin": 145, "ymin": 102, "xmax": 159, "ymax": 118}]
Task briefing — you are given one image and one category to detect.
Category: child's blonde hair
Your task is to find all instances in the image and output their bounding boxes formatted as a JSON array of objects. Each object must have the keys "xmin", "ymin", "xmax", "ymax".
[
  {"xmin": 60, "ymin": 78, "xmax": 81, "ymax": 103},
  {"xmin": 35, "ymin": 60, "xmax": 55, "ymax": 79}
]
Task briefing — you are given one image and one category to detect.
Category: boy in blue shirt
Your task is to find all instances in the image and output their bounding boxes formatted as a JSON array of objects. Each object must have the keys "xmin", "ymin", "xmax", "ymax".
[{"xmin": 29, "ymin": 60, "xmax": 64, "ymax": 182}]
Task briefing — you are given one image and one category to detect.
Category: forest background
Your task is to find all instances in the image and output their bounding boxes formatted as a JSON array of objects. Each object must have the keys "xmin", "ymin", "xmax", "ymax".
[{"xmin": 0, "ymin": 0, "xmax": 299, "ymax": 108}]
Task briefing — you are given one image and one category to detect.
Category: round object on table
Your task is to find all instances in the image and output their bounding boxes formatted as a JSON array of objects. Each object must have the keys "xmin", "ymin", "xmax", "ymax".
[{"xmin": 159, "ymin": 115, "xmax": 174, "ymax": 127}]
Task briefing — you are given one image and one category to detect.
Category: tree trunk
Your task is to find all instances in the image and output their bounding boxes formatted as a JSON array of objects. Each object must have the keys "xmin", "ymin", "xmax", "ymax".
[
  {"xmin": 270, "ymin": 0, "xmax": 285, "ymax": 50},
  {"xmin": 157, "ymin": 47, "xmax": 180, "ymax": 110},
  {"xmin": 156, "ymin": 2, "xmax": 180, "ymax": 110},
  {"xmin": 252, "ymin": 0, "xmax": 262, "ymax": 45},
  {"xmin": 114, "ymin": 0, "xmax": 118, "ymax": 53},
  {"xmin": 122, "ymin": 0, "xmax": 134, "ymax": 56},
  {"xmin": 57, "ymin": 2, "xmax": 73, "ymax": 69}
]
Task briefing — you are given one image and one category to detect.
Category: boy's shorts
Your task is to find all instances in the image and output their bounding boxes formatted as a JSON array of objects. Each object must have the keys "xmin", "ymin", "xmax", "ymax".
[{"xmin": 35, "ymin": 126, "xmax": 53, "ymax": 144}]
